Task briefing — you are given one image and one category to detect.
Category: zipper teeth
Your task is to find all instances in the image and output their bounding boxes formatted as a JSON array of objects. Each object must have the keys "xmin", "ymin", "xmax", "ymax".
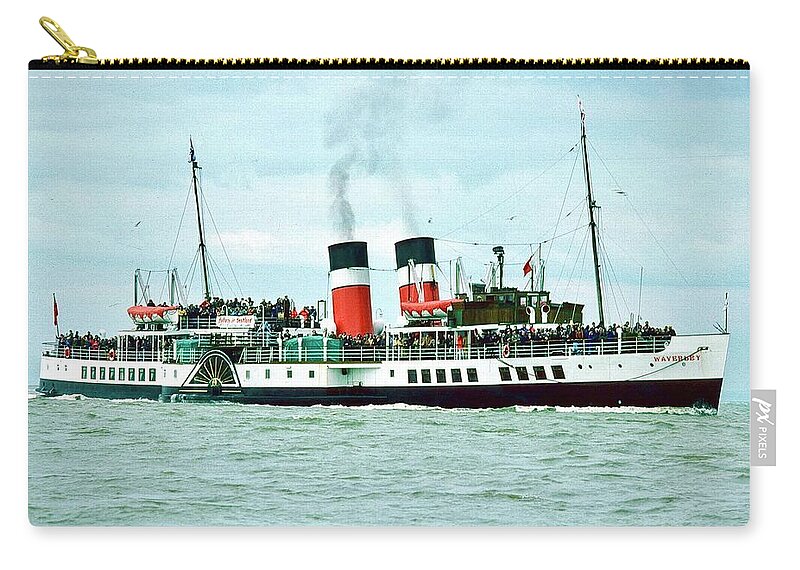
[{"xmin": 32, "ymin": 57, "xmax": 750, "ymax": 69}]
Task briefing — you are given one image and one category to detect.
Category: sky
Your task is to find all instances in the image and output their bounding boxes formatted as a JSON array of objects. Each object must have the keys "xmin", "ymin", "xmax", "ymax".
[{"xmin": 28, "ymin": 68, "xmax": 749, "ymax": 399}]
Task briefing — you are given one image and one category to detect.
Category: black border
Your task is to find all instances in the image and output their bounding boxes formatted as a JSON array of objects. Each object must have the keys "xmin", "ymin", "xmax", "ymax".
[{"xmin": 29, "ymin": 57, "xmax": 749, "ymax": 70}]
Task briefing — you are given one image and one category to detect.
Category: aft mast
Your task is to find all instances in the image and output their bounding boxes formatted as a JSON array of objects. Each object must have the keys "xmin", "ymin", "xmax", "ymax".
[
  {"xmin": 189, "ymin": 138, "xmax": 211, "ymax": 302},
  {"xmin": 578, "ymin": 99, "xmax": 605, "ymax": 327}
]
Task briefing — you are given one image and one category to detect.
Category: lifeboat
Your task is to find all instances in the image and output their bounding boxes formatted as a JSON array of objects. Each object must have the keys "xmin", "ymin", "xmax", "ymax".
[
  {"xmin": 127, "ymin": 305, "xmax": 178, "ymax": 325},
  {"xmin": 401, "ymin": 298, "xmax": 464, "ymax": 320}
]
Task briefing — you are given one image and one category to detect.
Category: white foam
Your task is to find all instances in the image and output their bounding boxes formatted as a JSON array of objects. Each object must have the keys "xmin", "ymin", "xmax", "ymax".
[
  {"xmin": 51, "ymin": 394, "xmax": 84, "ymax": 401},
  {"xmin": 528, "ymin": 405, "xmax": 719, "ymax": 415}
]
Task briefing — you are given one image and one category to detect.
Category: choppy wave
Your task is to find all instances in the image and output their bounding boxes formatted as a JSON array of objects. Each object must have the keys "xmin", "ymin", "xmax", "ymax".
[
  {"xmin": 309, "ymin": 402, "xmax": 442, "ymax": 412},
  {"xmin": 52, "ymin": 394, "xmax": 85, "ymax": 401},
  {"xmin": 28, "ymin": 396, "xmax": 749, "ymax": 526},
  {"xmin": 30, "ymin": 395, "xmax": 719, "ymax": 416},
  {"xmin": 514, "ymin": 405, "xmax": 718, "ymax": 415}
]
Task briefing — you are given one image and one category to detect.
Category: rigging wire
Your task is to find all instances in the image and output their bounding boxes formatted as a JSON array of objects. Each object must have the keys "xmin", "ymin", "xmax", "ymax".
[
  {"xmin": 596, "ymin": 201, "xmax": 631, "ymax": 323},
  {"xmin": 560, "ymin": 227, "xmax": 590, "ymax": 306},
  {"xmin": 158, "ymin": 180, "xmax": 194, "ymax": 302},
  {"xmin": 436, "ymin": 262, "xmax": 453, "ymax": 295},
  {"xmin": 598, "ymin": 233, "xmax": 629, "ymax": 325},
  {"xmin": 587, "ymin": 138, "xmax": 691, "ymax": 287},
  {"xmin": 438, "ymin": 141, "xmax": 579, "ymax": 238},
  {"xmin": 551, "ymin": 207, "xmax": 588, "ymax": 298},
  {"xmin": 198, "ymin": 181, "xmax": 245, "ymax": 297},
  {"xmin": 205, "ymin": 252, "xmax": 220, "ymax": 299},
  {"xmin": 207, "ymin": 251, "xmax": 239, "ymax": 300},
  {"xmin": 544, "ymin": 149, "xmax": 580, "ymax": 270},
  {"xmin": 367, "ymin": 256, "xmax": 463, "ymax": 273},
  {"xmin": 435, "ymin": 223, "xmax": 588, "ymax": 249},
  {"xmin": 597, "ymin": 222, "xmax": 645, "ymax": 270},
  {"xmin": 184, "ymin": 248, "xmax": 200, "ymax": 301},
  {"xmin": 566, "ymin": 229, "xmax": 591, "ymax": 322},
  {"xmin": 436, "ymin": 240, "xmax": 491, "ymax": 271}
]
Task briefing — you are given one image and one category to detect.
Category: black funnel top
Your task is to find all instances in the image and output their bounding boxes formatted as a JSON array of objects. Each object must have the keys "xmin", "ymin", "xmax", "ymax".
[
  {"xmin": 395, "ymin": 237, "xmax": 436, "ymax": 269},
  {"xmin": 329, "ymin": 241, "xmax": 369, "ymax": 271}
]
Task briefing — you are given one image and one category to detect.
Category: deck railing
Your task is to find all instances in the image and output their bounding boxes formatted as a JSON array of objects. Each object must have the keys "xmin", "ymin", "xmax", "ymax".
[
  {"xmin": 177, "ymin": 315, "xmax": 319, "ymax": 330},
  {"xmin": 332, "ymin": 337, "xmax": 670, "ymax": 362},
  {"xmin": 41, "ymin": 345, "xmax": 161, "ymax": 362},
  {"xmin": 43, "ymin": 337, "xmax": 671, "ymax": 365}
]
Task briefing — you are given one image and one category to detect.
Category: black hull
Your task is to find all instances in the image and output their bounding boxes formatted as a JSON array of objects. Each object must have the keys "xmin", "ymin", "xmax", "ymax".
[
  {"xmin": 38, "ymin": 378, "xmax": 723, "ymax": 409},
  {"xmin": 36, "ymin": 379, "xmax": 164, "ymax": 401}
]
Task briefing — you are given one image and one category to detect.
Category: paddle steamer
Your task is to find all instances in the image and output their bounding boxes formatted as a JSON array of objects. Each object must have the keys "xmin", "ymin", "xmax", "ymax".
[{"xmin": 37, "ymin": 106, "xmax": 729, "ymax": 408}]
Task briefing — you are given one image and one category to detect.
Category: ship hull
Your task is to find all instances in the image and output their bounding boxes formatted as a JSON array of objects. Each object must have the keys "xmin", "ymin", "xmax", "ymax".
[
  {"xmin": 37, "ymin": 377, "xmax": 723, "ymax": 409},
  {"xmin": 36, "ymin": 379, "xmax": 164, "ymax": 400},
  {"xmin": 38, "ymin": 334, "xmax": 728, "ymax": 409}
]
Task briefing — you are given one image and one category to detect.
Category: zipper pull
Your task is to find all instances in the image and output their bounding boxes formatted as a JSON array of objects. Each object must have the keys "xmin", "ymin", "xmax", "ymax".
[{"xmin": 39, "ymin": 16, "xmax": 98, "ymax": 64}]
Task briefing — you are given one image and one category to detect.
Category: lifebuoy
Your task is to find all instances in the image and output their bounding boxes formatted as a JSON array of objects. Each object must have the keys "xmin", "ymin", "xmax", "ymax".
[
  {"xmin": 107, "ymin": 349, "xmax": 116, "ymax": 361},
  {"xmin": 64, "ymin": 347, "xmax": 71, "ymax": 358},
  {"xmin": 501, "ymin": 344, "xmax": 510, "ymax": 358}
]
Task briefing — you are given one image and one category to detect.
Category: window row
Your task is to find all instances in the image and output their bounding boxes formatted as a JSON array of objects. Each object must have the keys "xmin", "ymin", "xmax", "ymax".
[
  {"xmin": 242, "ymin": 368, "xmax": 315, "ymax": 380},
  {"xmin": 81, "ymin": 366, "xmax": 156, "ymax": 382},
  {"xmin": 405, "ymin": 365, "xmax": 566, "ymax": 384},
  {"xmin": 499, "ymin": 365, "xmax": 565, "ymax": 382},
  {"xmin": 407, "ymin": 368, "xmax": 479, "ymax": 384}
]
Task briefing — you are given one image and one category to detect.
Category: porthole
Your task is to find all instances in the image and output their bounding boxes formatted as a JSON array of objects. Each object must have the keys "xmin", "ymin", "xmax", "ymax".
[
  {"xmin": 681, "ymin": 362, "xmax": 686, "ymax": 367},
  {"xmin": 577, "ymin": 364, "xmax": 583, "ymax": 370},
  {"xmin": 618, "ymin": 363, "xmax": 623, "ymax": 368},
  {"xmin": 649, "ymin": 363, "xmax": 654, "ymax": 367}
]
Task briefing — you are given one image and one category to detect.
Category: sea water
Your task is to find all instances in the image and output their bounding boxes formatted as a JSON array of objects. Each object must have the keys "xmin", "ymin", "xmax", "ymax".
[{"xmin": 28, "ymin": 389, "xmax": 749, "ymax": 526}]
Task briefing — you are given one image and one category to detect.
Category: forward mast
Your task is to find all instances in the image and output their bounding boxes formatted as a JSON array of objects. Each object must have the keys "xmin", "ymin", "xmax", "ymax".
[{"xmin": 579, "ymin": 99, "xmax": 605, "ymax": 327}]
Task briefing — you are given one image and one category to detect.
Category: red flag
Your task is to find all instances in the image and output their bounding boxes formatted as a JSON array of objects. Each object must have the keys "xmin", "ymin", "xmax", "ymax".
[
  {"xmin": 53, "ymin": 294, "xmax": 59, "ymax": 327},
  {"xmin": 523, "ymin": 255, "xmax": 533, "ymax": 276}
]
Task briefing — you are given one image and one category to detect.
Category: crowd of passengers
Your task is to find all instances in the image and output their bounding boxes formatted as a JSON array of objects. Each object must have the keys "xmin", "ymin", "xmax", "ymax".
[
  {"xmin": 56, "ymin": 331, "xmax": 169, "ymax": 358},
  {"xmin": 55, "ymin": 320, "xmax": 676, "ymax": 360},
  {"xmin": 57, "ymin": 330, "xmax": 117, "ymax": 353},
  {"xmin": 472, "ymin": 321, "xmax": 675, "ymax": 347},
  {"xmin": 163, "ymin": 296, "xmax": 318, "ymax": 328},
  {"xmin": 277, "ymin": 321, "xmax": 675, "ymax": 350},
  {"xmin": 280, "ymin": 330, "xmax": 389, "ymax": 349}
]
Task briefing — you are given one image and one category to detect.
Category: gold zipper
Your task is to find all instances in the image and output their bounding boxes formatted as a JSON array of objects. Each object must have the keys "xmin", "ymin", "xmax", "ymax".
[
  {"xmin": 39, "ymin": 16, "xmax": 98, "ymax": 65},
  {"xmin": 35, "ymin": 16, "xmax": 748, "ymax": 70}
]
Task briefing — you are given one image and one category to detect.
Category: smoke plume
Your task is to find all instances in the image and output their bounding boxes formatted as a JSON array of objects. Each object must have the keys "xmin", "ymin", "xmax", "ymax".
[
  {"xmin": 329, "ymin": 151, "xmax": 358, "ymax": 240},
  {"xmin": 325, "ymin": 85, "xmax": 424, "ymax": 240}
]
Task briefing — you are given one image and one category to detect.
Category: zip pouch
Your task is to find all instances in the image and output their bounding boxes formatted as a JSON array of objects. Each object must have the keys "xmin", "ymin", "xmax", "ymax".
[{"xmin": 28, "ymin": 17, "xmax": 750, "ymax": 527}]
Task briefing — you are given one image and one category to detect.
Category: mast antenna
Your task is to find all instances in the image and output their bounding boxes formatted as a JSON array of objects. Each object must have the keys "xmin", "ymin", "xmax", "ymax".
[
  {"xmin": 189, "ymin": 137, "xmax": 211, "ymax": 301},
  {"xmin": 578, "ymin": 97, "xmax": 605, "ymax": 326},
  {"xmin": 637, "ymin": 266, "xmax": 643, "ymax": 326}
]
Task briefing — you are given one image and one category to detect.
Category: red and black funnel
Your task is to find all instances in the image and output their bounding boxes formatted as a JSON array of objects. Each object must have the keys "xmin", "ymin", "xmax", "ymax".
[
  {"xmin": 394, "ymin": 237, "xmax": 440, "ymax": 304},
  {"xmin": 328, "ymin": 241, "xmax": 374, "ymax": 336}
]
